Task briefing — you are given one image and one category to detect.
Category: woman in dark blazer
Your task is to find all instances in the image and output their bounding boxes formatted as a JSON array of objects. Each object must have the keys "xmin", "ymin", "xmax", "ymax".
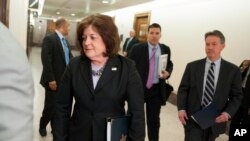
[{"xmin": 53, "ymin": 14, "xmax": 145, "ymax": 141}]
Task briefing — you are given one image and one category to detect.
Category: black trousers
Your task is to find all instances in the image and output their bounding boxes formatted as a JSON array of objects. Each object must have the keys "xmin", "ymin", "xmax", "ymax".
[
  {"xmin": 229, "ymin": 106, "xmax": 250, "ymax": 140},
  {"xmin": 184, "ymin": 119, "xmax": 218, "ymax": 141},
  {"xmin": 230, "ymin": 106, "xmax": 250, "ymax": 125},
  {"xmin": 39, "ymin": 88, "xmax": 57, "ymax": 130},
  {"xmin": 229, "ymin": 87, "xmax": 250, "ymax": 139},
  {"xmin": 145, "ymin": 84, "xmax": 162, "ymax": 141}
]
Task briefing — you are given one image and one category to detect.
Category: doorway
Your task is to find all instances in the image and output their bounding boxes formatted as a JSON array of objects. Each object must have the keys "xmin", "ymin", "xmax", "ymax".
[{"xmin": 133, "ymin": 12, "xmax": 151, "ymax": 43}]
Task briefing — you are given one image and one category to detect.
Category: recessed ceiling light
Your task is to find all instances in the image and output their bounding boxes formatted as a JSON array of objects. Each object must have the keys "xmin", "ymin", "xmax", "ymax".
[
  {"xmin": 56, "ymin": 11, "xmax": 60, "ymax": 15},
  {"xmin": 71, "ymin": 13, "xmax": 75, "ymax": 16},
  {"xmin": 102, "ymin": 0, "xmax": 109, "ymax": 4}
]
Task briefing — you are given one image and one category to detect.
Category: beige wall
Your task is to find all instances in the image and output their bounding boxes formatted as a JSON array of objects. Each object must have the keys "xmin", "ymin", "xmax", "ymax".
[
  {"xmin": 104, "ymin": 0, "xmax": 250, "ymax": 92},
  {"xmin": 8, "ymin": 0, "xmax": 28, "ymax": 50}
]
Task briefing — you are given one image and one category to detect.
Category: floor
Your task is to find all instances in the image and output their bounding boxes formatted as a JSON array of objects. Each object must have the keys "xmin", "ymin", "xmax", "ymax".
[{"xmin": 30, "ymin": 47, "xmax": 228, "ymax": 141}]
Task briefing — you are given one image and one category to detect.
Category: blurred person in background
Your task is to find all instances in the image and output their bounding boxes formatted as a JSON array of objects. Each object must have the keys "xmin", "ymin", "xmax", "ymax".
[
  {"xmin": 122, "ymin": 29, "xmax": 139, "ymax": 57},
  {"xmin": 39, "ymin": 18, "xmax": 73, "ymax": 137},
  {"xmin": 229, "ymin": 59, "xmax": 250, "ymax": 140},
  {"xmin": 0, "ymin": 22, "xmax": 34, "ymax": 141}
]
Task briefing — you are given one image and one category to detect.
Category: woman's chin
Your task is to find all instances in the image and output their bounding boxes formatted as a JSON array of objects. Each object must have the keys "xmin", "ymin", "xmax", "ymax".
[{"xmin": 85, "ymin": 53, "xmax": 94, "ymax": 58}]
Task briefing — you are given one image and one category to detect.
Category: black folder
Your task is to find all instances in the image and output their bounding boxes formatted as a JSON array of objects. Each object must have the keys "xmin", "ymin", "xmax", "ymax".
[
  {"xmin": 106, "ymin": 115, "xmax": 129, "ymax": 141},
  {"xmin": 191, "ymin": 103, "xmax": 220, "ymax": 129}
]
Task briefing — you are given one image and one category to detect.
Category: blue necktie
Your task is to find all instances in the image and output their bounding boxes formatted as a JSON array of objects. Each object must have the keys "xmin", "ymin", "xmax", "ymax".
[{"xmin": 62, "ymin": 38, "xmax": 69, "ymax": 64}]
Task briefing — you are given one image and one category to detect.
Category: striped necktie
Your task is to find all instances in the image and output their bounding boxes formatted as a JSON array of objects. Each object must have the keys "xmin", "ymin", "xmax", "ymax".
[{"xmin": 202, "ymin": 62, "xmax": 215, "ymax": 107}]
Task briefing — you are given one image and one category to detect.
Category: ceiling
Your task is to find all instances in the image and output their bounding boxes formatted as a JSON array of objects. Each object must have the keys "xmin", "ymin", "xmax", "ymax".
[{"xmin": 37, "ymin": 0, "xmax": 154, "ymax": 20}]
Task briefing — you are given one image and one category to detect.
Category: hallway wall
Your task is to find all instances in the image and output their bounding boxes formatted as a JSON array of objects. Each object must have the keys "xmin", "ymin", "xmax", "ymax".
[
  {"xmin": 8, "ymin": 0, "xmax": 28, "ymax": 50},
  {"xmin": 104, "ymin": 0, "xmax": 250, "ymax": 91},
  {"xmin": 32, "ymin": 18, "xmax": 78, "ymax": 47}
]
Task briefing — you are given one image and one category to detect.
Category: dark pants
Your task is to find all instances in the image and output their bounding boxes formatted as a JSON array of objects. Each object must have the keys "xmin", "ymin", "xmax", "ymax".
[
  {"xmin": 229, "ymin": 87, "xmax": 250, "ymax": 140},
  {"xmin": 39, "ymin": 88, "xmax": 57, "ymax": 131},
  {"xmin": 229, "ymin": 106, "xmax": 250, "ymax": 140},
  {"xmin": 228, "ymin": 86, "xmax": 250, "ymax": 140},
  {"xmin": 230, "ymin": 106, "xmax": 250, "ymax": 125},
  {"xmin": 145, "ymin": 84, "xmax": 162, "ymax": 141},
  {"xmin": 184, "ymin": 119, "xmax": 218, "ymax": 141}
]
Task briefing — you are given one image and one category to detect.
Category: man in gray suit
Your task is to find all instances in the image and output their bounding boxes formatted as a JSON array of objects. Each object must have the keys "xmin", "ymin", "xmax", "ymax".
[
  {"xmin": 0, "ymin": 22, "xmax": 34, "ymax": 141},
  {"xmin": 177, "ymin": 30, "xmax": 242, "ymax": 141}
]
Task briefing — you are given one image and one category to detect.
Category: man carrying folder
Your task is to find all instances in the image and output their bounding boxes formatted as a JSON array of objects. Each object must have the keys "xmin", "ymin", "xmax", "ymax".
[
  {"xmin": 129, "ymin": 23, "xmax": 173, "ymax": 141},
  {"xmin": 177, "ymin": 30, "xmax": 242, "ymax": 141}
]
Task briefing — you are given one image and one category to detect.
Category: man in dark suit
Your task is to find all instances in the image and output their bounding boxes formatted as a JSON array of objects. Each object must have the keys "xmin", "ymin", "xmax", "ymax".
[
  {"xmin": 39, "ymin": 18, "xmax": 73, "ymax": 137},
  {"xmin": 122, "ymin": 29, "xmax": 139, "ymax": 57},
  {"xmin": 129, "ymin": 23, "xmax": 173, "ymax": 141},
  {"xmin": 177, "ymin": 30, "xmax": 242, "ymax": 141},
  {"xmin": 229, "ymin": 59, "xmax": 250, "ymax": 140}
]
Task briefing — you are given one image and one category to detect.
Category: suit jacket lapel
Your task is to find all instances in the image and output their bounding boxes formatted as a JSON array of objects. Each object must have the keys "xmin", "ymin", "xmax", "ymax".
[
  {"xmin": 55, "ymin": 33, "xmax": 66, "ymax": 65},
  {"xmin": 214, "ymin": 59, "xmax": 226, "ymax": 100},
  {"xmin": 123, "ymin": 38, "xmax": 129, "ymax": 50},
  {"xmin": 141, "ymin": 43, "xmax": 150, "ymax": 78},
  {"xmin": 94, "ymin": 57, "xmax": 120, "ymax": 93},
  {"xmin": 242, "ymin": 67, "xmax": 249, "ymax": 80},
  {"xmin": 197, "ymin": 59, "xmax": 206, "ymax": 101},
  {"xmin": 79, "ymin": 58, "xmax": 95, "ymax": 95},
  {"xmin": 159, "ymin": 44, "xmax": 165, "ymax": 54},
  {"xmin": 144, "ymin": 43, "xmax": 150, "ymax": 65},
  {"xmin": 128, "ymin": 38, "xmax": 135, "ymax": 46},
  {"xmin": 245, "ymin": 70, "xmax": 250, "ymax": 89}
]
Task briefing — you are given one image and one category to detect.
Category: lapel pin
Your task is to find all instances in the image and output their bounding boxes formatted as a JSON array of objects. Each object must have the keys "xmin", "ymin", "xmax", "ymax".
[{"xmin": 111, "ymin": 67, "xmax": 117, "ymax": 71}]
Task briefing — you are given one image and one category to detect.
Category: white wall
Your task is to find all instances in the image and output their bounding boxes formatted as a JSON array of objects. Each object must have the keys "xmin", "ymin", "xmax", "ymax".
[
  {"xmin": 8, "ymin": 0, "xmax": 28, "ymax": 50},
  {"xmin": 32, "ymin": 18, "xmax": 77, "ymax": 47},
  {"xmin": 67, "ymin": 21, "xmax": 78, "ymax": 46},
  {"xmin": 104, "ymin": 0, "xmax": 250, "ymax": 92},
  {"xmin": 33, "ymin": 18, "xmax": 47, "ymax": 44}
]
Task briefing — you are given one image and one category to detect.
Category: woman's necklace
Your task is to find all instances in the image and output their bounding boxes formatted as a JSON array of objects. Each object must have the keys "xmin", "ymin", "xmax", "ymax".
[
  {"xmin": 91, "ymin": 67, "xmax": 104, "ymax": 76},
  {"xmin": 91, "ymin": 58, "xmax": 108, "ymax": 76},
  {"xmin": 91, "ymin": 62, "xmax": 106, "ymax": 76}
]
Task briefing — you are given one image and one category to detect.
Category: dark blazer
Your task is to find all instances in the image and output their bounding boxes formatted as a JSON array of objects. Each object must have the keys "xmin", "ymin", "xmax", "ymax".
[
  {"xmin": 241, "ymin": 67, "xmax": 250, "ymax": 108},
  {"xmin": 53, "ymin": 55, "xmax": 145, "ymax": 141},
  {"xmin": 40, "ymin": 32, "xmax": 73, "ymax": 88},
  {"xmin": 122, "ymin": 37, "xmax": 139, "ymax": 53},
  {"xmin": 128, "ymin": 42, "xmax": 173, "ymax": 105},
  {"xmin": 177, "ymin": 58, "xmax": 243, "ymax": 134}
]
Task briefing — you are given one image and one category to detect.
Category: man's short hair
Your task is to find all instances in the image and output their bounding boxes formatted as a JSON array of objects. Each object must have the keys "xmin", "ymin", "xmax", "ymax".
[
  {"xmin": 205, "ymin": 30, "xmax": 225, "ymax": 44},
  {"xmin": 148, "ymin": 23, "xmax": 161, "ymax": 31}
]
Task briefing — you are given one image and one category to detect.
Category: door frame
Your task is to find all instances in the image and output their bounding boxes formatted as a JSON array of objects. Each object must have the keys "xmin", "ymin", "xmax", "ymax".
[
  {"xmin": 133, "ymin": 11, "xmax": 151, "ymax": 42},
  {"xmin": 0, "ymin": 0, "xmax": 9, "ymax": 27}
]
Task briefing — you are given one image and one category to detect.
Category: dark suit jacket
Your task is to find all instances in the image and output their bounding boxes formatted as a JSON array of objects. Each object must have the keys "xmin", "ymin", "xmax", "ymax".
[
  {"xmin": 122, "ymin": 37, "xmax": 139, "ymax": 53},
  {"xmin": 128, "ymin": 42, "xmax": 173, "ymax": 105},
  {"xmin": 240, "ymin": 67, "xmax": 250, "ymax": 108},
  {"xmin": 53, "ymin": 55, "xmax": 145, "ymax": 141},
  {"xmin": 40, "ymin": 32, "xmax": 73, "ymax": 88},
  {"xmin": 177, "ymin": 58, "xmax": 243, "ymax": 134}
]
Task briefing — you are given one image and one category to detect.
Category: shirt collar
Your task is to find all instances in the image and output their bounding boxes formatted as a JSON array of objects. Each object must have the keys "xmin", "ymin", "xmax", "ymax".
[
  {"xmin": 55, "ymin": 30, "xmax": 64, "ymax": 40},
  {"xmin": 206, "ymin": 57, "xmax": 221, "ymax": 66},
  {"xmin": 147, "ymin": 42, "xmax": 160, "ymax": 49}
]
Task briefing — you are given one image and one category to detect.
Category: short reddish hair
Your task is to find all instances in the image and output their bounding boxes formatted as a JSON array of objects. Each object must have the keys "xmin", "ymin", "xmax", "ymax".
[{"xmin": 77, "ymin": 14, "xmax": 120, "ymax": 57}]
